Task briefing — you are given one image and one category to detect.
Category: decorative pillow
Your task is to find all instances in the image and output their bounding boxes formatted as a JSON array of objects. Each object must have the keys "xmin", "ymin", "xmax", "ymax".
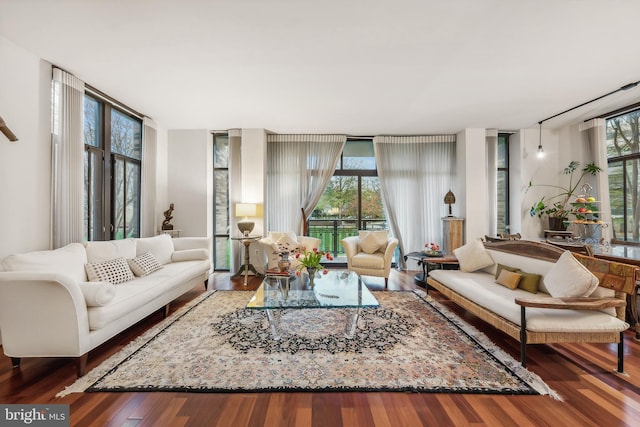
[
  {"xmin": 135, "ymin": 234, "xmax": 175, "ymax": 265},
  {"xmin": 454, "ymin": 239, "xmax": 494, "ymax": 272},
  {"xmin": 274, "ymin": 234, "xmax": 300, "ymax": 253},
  {"xmin": 127, "ymin": 252, "xmax": 163, "ymax": 277},
  {"xmin": 358, "ymin": 230, "xmax": 389, "ymax": 252},
  {"xmin": 544, "ymin": 251, "xmax": 599, "ymax": 298},
  {"xmin": 359, "ymin": 232, "xmax": 381, "ymax": 254},
  {"xmin": 171, "ymin": 248, "xmax": 209, "ymax": 262},
  {"xmin": 79, "ymin": 281, "xmax": 116, "ymax": 306},
  {"xmin": 495, "ymin": 269, "xmax": 522, "ymax": 290},
  {"xmin": 1, "ymin": 243, "xmax": 88, "ymax": 283},
  {"xmin": 85, "ymin": 257, "xmax": 135, "ymax": 285},
  {"xmin": 517, "ymin": 271, "xmax": 541, "ymax": 294},
  {"xmin": 494, "ymin": 263, "xmax": 518, "ymax": 279}
]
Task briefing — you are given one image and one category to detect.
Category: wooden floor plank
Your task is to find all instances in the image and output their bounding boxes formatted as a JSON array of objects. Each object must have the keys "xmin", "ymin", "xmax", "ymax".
[{"xmin": 1, "ymin": 269, "xmax": 639, "ymax": 426}]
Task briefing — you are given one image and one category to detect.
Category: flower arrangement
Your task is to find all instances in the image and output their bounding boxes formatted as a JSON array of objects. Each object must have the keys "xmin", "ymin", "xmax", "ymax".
[
  {"xmin": 294, "ymin": 247, "xmax": 332, "ymax": 274},
  {"xmin": 424, "ymin": 242, "xmax": 441, "ymax": 255}
]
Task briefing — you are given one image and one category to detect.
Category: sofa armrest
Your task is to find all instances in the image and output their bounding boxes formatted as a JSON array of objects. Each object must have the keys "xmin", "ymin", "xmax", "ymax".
[
  {"xmin": 515, "ymin": 296, "xmax": 625, "ymax": 311},
  {"xmin": 0, "ymin": 271, "xmax": 90, "ymax": 357},
  {"xmin": 172, "ymin": 237, "xmax": 211, "ymax": 252}
]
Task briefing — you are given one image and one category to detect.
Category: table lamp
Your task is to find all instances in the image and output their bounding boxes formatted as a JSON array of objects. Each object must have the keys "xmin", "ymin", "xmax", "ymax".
[
  {"xmin": 444, "ymin": 190, "xmax": 456, "ymax": 217},
  {"xmin": 236, "ymin": 203, "xmax": 257, "ymax": 236}
]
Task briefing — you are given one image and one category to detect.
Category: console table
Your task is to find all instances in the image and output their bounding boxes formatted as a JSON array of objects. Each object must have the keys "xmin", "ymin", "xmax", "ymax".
[
  {"xmin": 231, "ymin": 235, "xmax": 261, "ymax": 286},
  {"xmin": 404, "ymin": 251, "xmax": 459, "ymax": 287}
]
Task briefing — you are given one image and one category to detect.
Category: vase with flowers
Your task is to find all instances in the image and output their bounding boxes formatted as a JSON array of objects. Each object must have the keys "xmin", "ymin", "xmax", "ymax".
[
  {"xmin": 423, "ymin": 241, "xmax": 442, "ymax": 257},
  {"xmin": 295, "ymin": 247, "xmax": 332, "ymax": 286}
]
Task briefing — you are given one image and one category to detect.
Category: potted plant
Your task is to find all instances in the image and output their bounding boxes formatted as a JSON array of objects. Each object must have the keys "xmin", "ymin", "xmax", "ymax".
[{"xmin": 527, "ymin": 161, "xmax": 601, "ymax": 230}]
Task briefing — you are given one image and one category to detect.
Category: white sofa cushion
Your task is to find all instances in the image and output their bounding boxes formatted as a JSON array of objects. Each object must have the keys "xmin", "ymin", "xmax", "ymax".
[
  {"xmin": 85, "ymin": 257, "xmax": 135, "ymax": 285},
  {"xmin": 127, "ymin": 252, "xmax": 163, "ymax": 277},
  {"xmin": 171, "ymin": 248, "xmax": 209, "ymax": 262},
  {"xmin": 84, "ymin": 239, "xmax": 136, "ymax": 263},
  {"xmin": 135, "ymin": 234, "xmax": 175, "ymax": 264},
  {"xmin": 544, "ymin": 251, "xmax": 599, "ymax": 298},
  {"xmin": 274, "ymin": 234, "xmax": 300, "ymax": 253},
  {"xmin": 454, "ymin": 239, "xmax": 494, "ymax": 272},
  {"xmin": 1, "ymin": 243, "xmax": 87, "ymax": 283},
  {"xmin": 79, "ymin": 281, "xmax": 116, "ymax": 306}
]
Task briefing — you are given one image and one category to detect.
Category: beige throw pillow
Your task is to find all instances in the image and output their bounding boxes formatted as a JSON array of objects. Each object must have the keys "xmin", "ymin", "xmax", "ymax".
[
  {"xmin": 359, "ymin": 232, "xmax": 381, "ymax": 254},
  {"xmin": 85, "ymin": 257, "xmax": 135, "ymax": 285},
  {"xmin": 127, "ymin": 252, "xmax": 163, "ymax": 277},
  {"xmin": 454, "ymin": 239, "xmax": 494, "ymax": 272},
  {"xmin": 495, "ymin": 269, "xmax": 522, "ymax": 290},
  {"xmin": 544, "ymin": 251, "xmax": 599, "ymax": 298}
]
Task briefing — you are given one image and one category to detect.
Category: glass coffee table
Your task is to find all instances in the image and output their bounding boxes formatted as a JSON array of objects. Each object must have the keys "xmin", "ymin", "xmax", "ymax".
[{"xmin": 246, "ymin": 270, "xmax": 379, "ymax": 340}]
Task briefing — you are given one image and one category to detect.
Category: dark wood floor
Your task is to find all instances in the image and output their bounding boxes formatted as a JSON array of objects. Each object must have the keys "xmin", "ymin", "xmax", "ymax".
[{"xmin": 2, "ymin": 269, "xmax": 640, "ymax": 426}]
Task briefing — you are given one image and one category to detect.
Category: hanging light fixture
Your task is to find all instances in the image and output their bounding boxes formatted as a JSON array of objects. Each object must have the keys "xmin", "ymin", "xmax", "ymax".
[{"xmin": 537, "ymin": 121, "xmax": 545, "ymax": 158}]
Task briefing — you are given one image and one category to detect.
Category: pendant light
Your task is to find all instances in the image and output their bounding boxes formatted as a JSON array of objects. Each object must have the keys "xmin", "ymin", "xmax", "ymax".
[{"xmin": 537, "ymin": 121, "xmax": 545, "ymax": 158}]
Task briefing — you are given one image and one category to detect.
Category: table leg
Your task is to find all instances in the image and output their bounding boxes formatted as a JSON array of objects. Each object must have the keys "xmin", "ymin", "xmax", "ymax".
[
  {"xmin": 265, "ymin": 309, "xmax": 282, "ymax": 340},
  {"xmin": 344, "ymin": 308, "xmax": 360, "ymax": 338}
]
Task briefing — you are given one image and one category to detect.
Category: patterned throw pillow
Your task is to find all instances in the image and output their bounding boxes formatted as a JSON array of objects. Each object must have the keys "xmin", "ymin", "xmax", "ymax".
[
  {"xmin": 127, "ymin": 252, "xmax": 163, "ymax": 277},
  {"xmin": 85, "ymin": 257, "xmax": 135, "ymax": 285}
]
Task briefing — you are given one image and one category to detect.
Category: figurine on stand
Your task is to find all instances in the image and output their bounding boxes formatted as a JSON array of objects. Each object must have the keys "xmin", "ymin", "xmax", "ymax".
[{"xmin": 162, "ymin": 203, "xmax": 175, "ymax": 230}]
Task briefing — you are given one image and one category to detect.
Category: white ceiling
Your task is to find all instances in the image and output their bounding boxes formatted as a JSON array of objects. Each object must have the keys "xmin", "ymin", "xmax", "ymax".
[{"xmin": 2, "ymin": 0, "xmax": 640, "ymax": 134}]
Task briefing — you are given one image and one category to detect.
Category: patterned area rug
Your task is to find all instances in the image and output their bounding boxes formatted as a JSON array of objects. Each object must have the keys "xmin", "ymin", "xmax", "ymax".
[{"xmin": 58, "ymin": 290, "xmax": 559, "ymax": 398}]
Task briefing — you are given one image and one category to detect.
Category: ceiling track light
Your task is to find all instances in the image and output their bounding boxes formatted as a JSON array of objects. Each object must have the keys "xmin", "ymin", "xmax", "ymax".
[{"xmin": 536, "ymin": 80, "xmax": 640, "ymax": 159}]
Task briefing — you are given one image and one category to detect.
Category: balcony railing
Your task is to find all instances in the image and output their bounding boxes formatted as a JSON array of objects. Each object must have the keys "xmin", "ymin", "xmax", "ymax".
[{"xmin": 307, "ymin": 218, "xmax": 388, "ymax": 258}]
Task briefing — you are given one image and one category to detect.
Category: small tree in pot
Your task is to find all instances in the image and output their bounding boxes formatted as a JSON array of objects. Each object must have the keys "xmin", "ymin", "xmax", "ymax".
[{"xmin": 527, "ymin": 161, "xmax": 602, "ymax": 230}]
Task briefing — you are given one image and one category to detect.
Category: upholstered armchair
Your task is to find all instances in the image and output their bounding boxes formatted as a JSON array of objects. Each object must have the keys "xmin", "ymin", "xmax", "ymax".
[
  {"xmin": 341, "ymin": 231, "xmax": 399, "ymax": 287},
  {"xmin": 258, "ymin": 231, "xmax": 322, "ymax": 272}
]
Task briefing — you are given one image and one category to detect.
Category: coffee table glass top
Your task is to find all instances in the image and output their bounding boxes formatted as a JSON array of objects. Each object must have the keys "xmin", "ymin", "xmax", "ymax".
[{"xmin": 246, "ymin": 270, "xmax": 379, "ymax": 310}]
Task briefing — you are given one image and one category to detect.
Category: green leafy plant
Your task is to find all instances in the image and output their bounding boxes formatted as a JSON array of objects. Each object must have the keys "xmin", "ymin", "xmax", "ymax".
[{"xmin": 527, "ymin": 161, "xmax": 602, "ymax": 219}]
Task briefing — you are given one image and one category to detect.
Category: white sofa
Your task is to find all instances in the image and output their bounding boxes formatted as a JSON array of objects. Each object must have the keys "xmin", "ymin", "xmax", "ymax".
[
  {"xmin": 427, "ymin": 240, "xmax": 638, "ymax": 373},
  {"xmin": 0, "ymin": 234, "xmax": 211, "ymax": 376}
]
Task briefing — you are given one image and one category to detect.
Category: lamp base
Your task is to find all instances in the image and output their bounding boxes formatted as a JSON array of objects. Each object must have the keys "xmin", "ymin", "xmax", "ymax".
[{"xmin": 237, "ymin": 221, "xmax": 255, "ymax": 236}]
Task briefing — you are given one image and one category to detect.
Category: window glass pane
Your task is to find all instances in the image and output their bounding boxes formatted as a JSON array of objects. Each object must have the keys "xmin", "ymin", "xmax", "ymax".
[
  {"xmin": 343, "ymin": 140, "xmax": 376, "ymax": 170},
  {"xmin": 317, "ymin": 176, "xmax": 358, "ymax": 218},
  {"xmin": 214, "ymin": 135, "xmax": 229, "ymax": 168},
  {"xmin": 497, "ymin": 170, "xmax": 507, "ymax": 232},
  {"xmin": 608, "ymin": 160, "xmax": 624, "ymax": 240},
  {"xmin": 114, "ymin": 159, "xmax": 125, "ymax": 238},
  {"xmin": 84, "ymin": 96, "xmax": 101, "ymax": 148},
  {"xmin": 361, "ymin": 176, "xmax": 385, "ymax": 229},
  {"xmin": 126, "ymin": 162, "xmax": 141, "ymax": 238},
  {"xmin": 607, "ymin": 112, "xmax": 640, "ymax": 157},
  {"xmin": 111, "ymin": 109, "xmax": 142, "ymax": 159},
  {"xmin": 214, "ymin": 237, "xmax": 231, "ymax": 270},
  {"xmin": 214, "ymin": 170, "xmax": 229, "ymax": 233},
  {"xmin": 497, "ymin": 135, "xmax": 507, "ymax": 168},
  {"xmin": 85, "ymin": 149, "xmax": 103, "ymax": 240}
]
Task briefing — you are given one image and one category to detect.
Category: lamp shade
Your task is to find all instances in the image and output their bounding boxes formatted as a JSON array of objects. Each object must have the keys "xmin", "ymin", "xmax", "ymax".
[
  {"xmin": 236, "ymin": 203, "xmax": 257, "ymax": 218},
  {"xmin": 236, "ymin": 203, "xmax": 257, "ymax": 236}
]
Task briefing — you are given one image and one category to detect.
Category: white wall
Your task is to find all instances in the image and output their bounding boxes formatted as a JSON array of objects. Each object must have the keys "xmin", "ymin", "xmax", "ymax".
[
  {"xmin": 166, "ymin": 129, "xmax": 212, "ymax": 238},
  {"xmin": 0, "ymin": 36, "xmax": 52, "ymax": 260},
  {"xmin": 456, "ymin": 128, "xmax": 488, "ymax": 242}
]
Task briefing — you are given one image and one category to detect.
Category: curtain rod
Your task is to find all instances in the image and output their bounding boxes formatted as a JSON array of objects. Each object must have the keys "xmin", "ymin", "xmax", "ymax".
[{"xmin": 538, "ymin": 80, "xmax": 640, "ymax": 125}]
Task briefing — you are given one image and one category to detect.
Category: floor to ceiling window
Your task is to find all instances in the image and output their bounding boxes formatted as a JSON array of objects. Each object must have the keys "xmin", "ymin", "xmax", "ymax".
[
  {"xmin": 84, "ymin": 91, "xmax": 142, "ymax": 241},
  {"xmin": 213, "ymin": 133, "xmax": 231, "ymax": 270},
  {"xmin": 309, "ymin": 139, "xmax": 385, "ymax": 259},
  {"xmin": 497, "ymin": 133, "xmax": 510, "ymax": 233},
  {"xmin": 606, "ymin": 109, "xmax": 640, "ymax": 244}
]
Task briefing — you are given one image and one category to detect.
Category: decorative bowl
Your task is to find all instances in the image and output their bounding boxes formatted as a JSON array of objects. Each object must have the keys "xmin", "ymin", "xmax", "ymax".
[{"xmin": 423, "ymin": 250, "xmax": 444, "ymax": 257}]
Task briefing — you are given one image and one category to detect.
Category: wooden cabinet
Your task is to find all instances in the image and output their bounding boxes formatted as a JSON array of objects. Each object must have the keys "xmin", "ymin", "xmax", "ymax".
[{"xmin": 442, "ymin": 217, "xmax": 464, "ymax": 255}]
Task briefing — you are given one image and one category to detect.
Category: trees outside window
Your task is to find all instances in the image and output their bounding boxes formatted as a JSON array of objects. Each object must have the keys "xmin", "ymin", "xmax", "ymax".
[
  {"xmin": 84, "ymin": 93, "xmax": 142, "ymax": 241},
  {"xmin": 607, "ymin": 110, "xmax": 640, "ymax": 243}
]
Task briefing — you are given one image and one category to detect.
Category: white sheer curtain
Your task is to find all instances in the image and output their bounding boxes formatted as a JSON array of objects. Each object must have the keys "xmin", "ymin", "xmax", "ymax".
[
  {"xmin": 140, "ymin": 117, "xmax": 158, "ymax": 237},
  {"xmin": 51, "ymin": 68, "xmax": 85, "ymax": 248},
  {"xmin": 374, "ymin": 135, "xmax": 456, "ymax": 269},
  {"xmin": 266, "ymin": 134, "xmax": 346, "ymax": 233},
  {"xmin": 580, "ymin": 118, "xmax": 612, "ymax": 242}
]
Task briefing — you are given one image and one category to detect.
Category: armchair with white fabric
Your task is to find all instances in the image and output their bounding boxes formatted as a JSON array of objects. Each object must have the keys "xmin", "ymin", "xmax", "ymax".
[
  {"xmin": 341, "ymin": 230, "xmax": 399, "ymax": 287},
  {"xmin": 258, "ymin": 231, "xmax": 322, "ymax": 272}
]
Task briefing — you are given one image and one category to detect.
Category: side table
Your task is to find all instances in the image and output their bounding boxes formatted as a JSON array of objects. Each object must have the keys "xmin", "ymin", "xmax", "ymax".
[
  {"xmin": 231, "ymin": 235, "xmax": 261, "ymax": 286},
  {"xmin": 404, "ymin": 251, "xmax": 459, "ymax": 287}
]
